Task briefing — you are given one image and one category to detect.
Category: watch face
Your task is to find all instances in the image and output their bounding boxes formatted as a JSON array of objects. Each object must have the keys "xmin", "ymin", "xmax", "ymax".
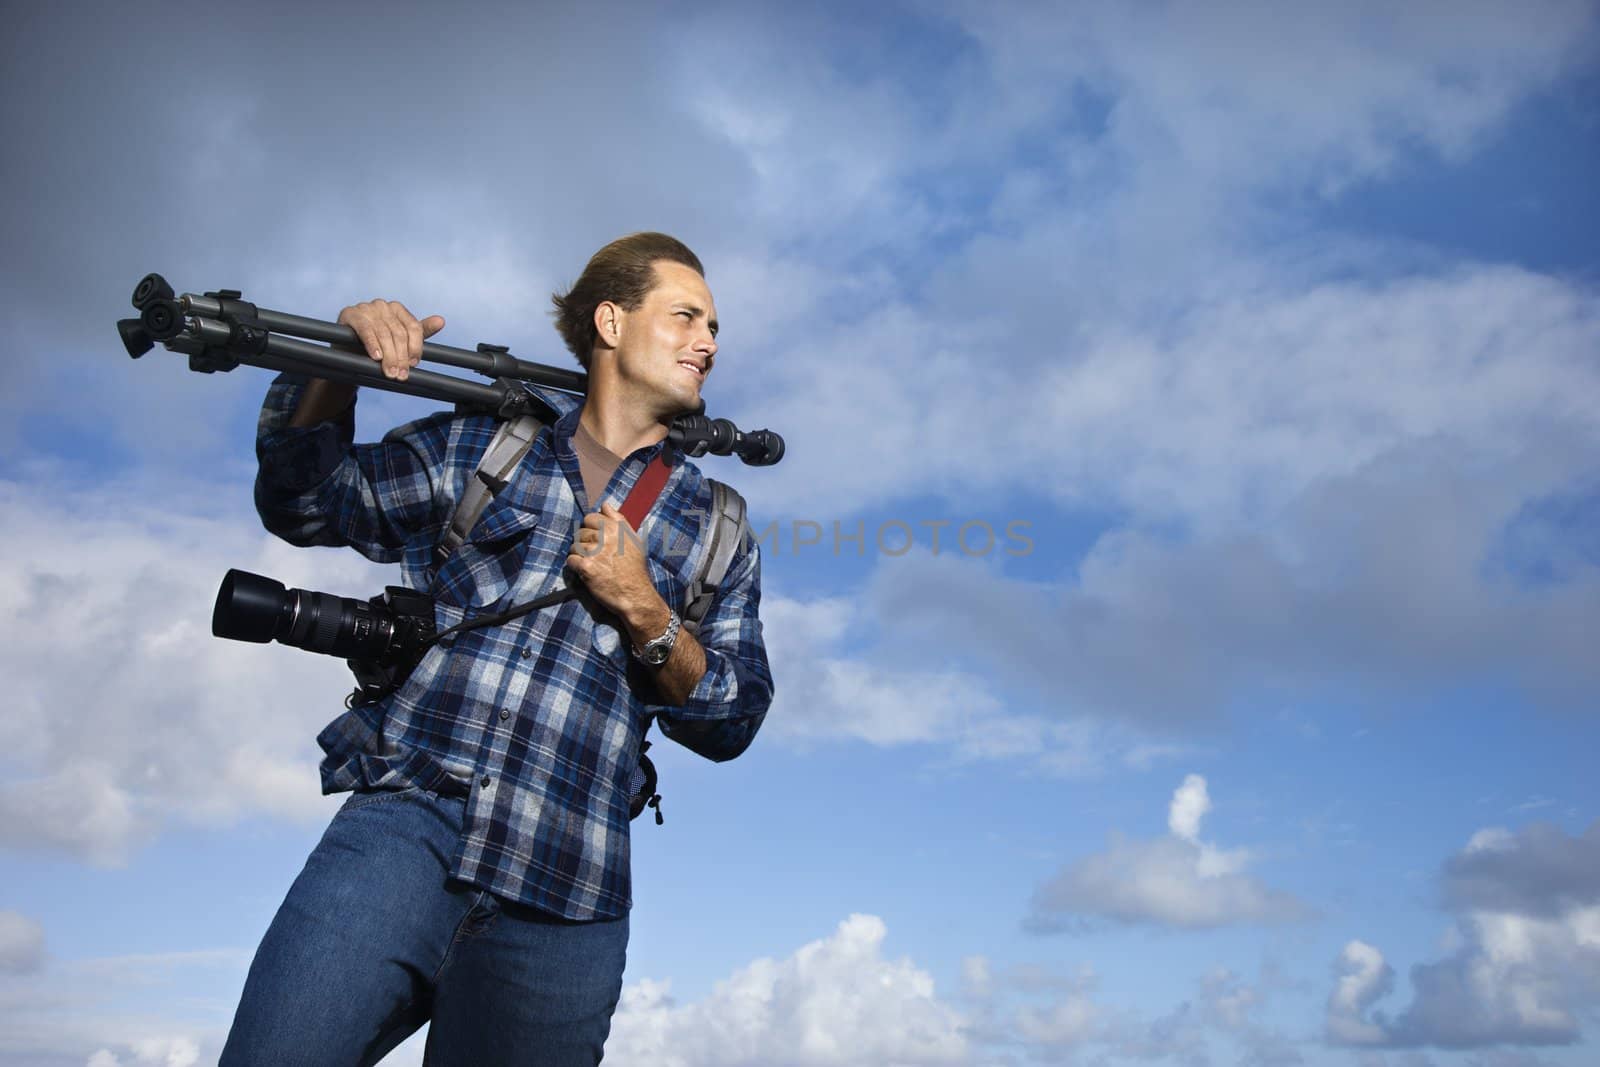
[{"xmin": 644, "ymin": 644, "xmax": 671, "ymax": 666}]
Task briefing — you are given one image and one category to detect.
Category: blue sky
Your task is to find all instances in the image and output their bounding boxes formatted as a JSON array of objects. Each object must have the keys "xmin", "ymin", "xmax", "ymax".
[{"xmin": 2, "ymin": 2, "xmax": 1598, "ymax": 1065}]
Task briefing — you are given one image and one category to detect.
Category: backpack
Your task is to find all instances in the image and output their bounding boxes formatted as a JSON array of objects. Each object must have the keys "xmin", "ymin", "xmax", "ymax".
[{"xmin": 437, "ymin": 412, "xmax": 751, "ymax": 823}]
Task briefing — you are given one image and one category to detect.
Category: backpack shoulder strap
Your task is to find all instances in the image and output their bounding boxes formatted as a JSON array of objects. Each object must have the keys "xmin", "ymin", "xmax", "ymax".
[
  {"xmin": 434, "ymin": 413, "xmax": 546, "ymax": 569},
  {"xmin": 437, "ymin": 424, "xmax": 749, "ymax": 636},
  {"xmin": 683, "ymin": 479, "xmax": 749, "ymax": 636}
]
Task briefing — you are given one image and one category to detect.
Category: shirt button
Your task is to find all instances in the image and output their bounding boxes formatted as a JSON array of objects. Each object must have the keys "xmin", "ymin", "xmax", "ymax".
[
  {"xmin": 500, "ymin": 709, "xmax": 511, "ymax": 721},
  {"xmin": 480, "ymin": 776, "xmax": 492, "ymax": 788}
]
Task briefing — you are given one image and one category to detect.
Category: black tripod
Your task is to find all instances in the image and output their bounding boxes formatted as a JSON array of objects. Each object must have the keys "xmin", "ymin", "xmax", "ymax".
[{"xmin": 118, "ymin": 272, "xmax": 785, "ymax": 465}]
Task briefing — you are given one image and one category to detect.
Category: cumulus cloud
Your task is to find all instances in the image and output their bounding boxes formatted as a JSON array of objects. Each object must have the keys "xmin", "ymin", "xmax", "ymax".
[
  {"xmin": 679, "ymin": 4, "xmax": 1600, "ymax": 747},
  {"xmin": 0, "ymin": 945, "xmax": 238, "ymax": 1065},
  {"xmin": 0, "ymin": 475, "xmax": 379, "ymax": 862},
  {"xmin": 6, "ymin": 2, "xmax": 1598, "ymax": 784},
  {"xmin": 1, "ymin": 5, "xmax": 1594, "ymax": 1065},
  {"xmin": 953, "ymin": 955, "xmax": 1107, "ymax": 1058},
  {"xmin": 1198, "ymin": 967, "xmax": 1305, "ymax": 1067},
  {"xmin": 761, "ymin": 594, "xmax": 1002, "ymax": 748},
  {"xmin": 1169, "ymin": 773, "xmax": 1211, "ymax": 842},
  {"xmin": 11, "ymin": 2, "xmax": 1595, "ymax": 529},
  {"xmin": 864, "ymin": 431, "xmax": 1600, "ymax": 732},
  {"xmin": 1327, "ymin": 941, "xmax": 1397, "ymax": 1047},
  {"xmin": 959, "ymin": 955, "xmax": 1307, "ymax": 1065},
  {"xmin": 760, "ymin": 585, "xmax": 1147, "ymax": 776},
  {"xmin": 0, "ymin": 911, "xmax": 46, "ymax": 974},
  {"xmin": 606, "ymin": 914, "xmax": 968, "ymax": 1067},
  {"xmin": 1325, "ymin": 821, "xmax": 1600, "ymax": 1049},
  {"xmin": 954, "ymin": 0, "xmax": 1595, "ymax": 190},
  {"xmin": 1027, "ymin": 775, "xmax": 1308, "ymax": 930},
  {"xmin": 85, "ymin": 1038, "xmax": 201, "ymax": 1067},
  {"xmin": 0, "ymin": 460, "xmax": 1136, "ymax": 869},
  {"xmin": 723, "ymin": 3, "xmax": 1600, "ymax": 525},
  {"xmin": 1444, "ymin": 823, "xmax": 1600, "ymax": 918}
]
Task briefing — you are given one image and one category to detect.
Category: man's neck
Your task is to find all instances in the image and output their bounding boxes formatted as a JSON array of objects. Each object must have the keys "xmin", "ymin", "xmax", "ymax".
[{"xmin": 577, "ymin": 386, "xmax": 671, "ymax": 459}]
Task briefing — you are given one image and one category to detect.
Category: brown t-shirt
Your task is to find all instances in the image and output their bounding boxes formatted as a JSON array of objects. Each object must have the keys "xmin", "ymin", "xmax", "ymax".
[{"xmin": 571, "ymin": 419, "xmax": 623, "ymax": 511}]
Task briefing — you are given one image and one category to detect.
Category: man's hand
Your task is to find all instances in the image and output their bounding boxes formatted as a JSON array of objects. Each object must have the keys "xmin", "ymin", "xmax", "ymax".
[
  {"xmin": 337, "ymin": 299, "xmax": 446, "ymax": 382},
  {"xmin": 569, "ymin": 502, "xmax": 709, "ymax": 702},
  {"xmin": 289, "ymin": 298, "xmax": 446, "ymax": 427},
  {"xmin": 567, "ymin": 503, "xmax": 662, "ymax": 630}
]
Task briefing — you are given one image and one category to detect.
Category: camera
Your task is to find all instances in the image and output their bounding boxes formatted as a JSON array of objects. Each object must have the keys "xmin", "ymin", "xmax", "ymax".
[
  {"xmin": 212, "ymin": 568, "xmax": 666, "ymax": 821},
  {"xmin": 212, "ymin": 569, "xmax": 437, "ymax": 704}
]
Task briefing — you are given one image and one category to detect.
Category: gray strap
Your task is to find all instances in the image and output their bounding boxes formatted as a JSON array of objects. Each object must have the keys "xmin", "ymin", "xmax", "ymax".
[
  {"xmin": 683, "ymin": 479, "xmax": 749, "ymax": 635},
  {"xmin": 434, "ymin": 414, "xmax": 545, "ymax": 568}
]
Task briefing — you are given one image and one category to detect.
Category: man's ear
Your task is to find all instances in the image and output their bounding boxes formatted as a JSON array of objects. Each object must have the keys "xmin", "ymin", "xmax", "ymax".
[{"xmin": 594, "ymin": 301, "xmax": 624, "ymax": 349}]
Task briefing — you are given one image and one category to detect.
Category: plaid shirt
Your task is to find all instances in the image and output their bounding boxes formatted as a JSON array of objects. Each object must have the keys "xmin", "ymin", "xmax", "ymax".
[{"xmin": 255, "ymin": 374, "xmax": 773, "ymax": 920}]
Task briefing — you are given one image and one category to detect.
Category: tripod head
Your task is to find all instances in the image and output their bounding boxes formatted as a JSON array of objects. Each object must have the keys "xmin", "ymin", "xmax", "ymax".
[{"xmin": 119, "ymin": 272, "xmax": 785, "ymax": 466}]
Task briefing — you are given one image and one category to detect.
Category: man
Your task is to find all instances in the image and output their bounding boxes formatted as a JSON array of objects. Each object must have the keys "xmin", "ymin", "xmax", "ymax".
[{"xmin": 221, "ymin": 233, "xmax": 773, "ymax": 1066}]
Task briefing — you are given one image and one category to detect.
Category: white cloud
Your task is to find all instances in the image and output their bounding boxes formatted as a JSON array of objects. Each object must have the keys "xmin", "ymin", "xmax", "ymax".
[
  {"xmin": 959, "ymin": 955, "xmax": 1310, "ymax": 1064},
  {"xmin": 1168, "ymin": 773, "xmax": 1211, "ymax": 842},
  {"xmin": 1325, "ymin": 822, "xmax": 1600, "ymax": 1049},
  {"xmin": 761, "ymin": 586, "xmax": 1152, "ymax": 776},
  {"xmin": 762, "ymin": 594, "xmax": 1002, "ymax": 747},
  {"xmin": 1198, "ymin": 967, "xmax": 1305, "ymax": 1067},
  {"xmin": 8, "ymin": 4, "xmax": 1599, "ymax": 789},
  {"xmin": 1327, "ymin": 941, "xmax": 1396, "ymax": 1046},
  {"xmin": 1028, "ymin": 775, "xmax": 1307, "ymax": 930},
  {"xmin": 956, "ymin": 0, "xmax": 1595, "ymax": 187},
  {"xmin": 84, "ymin": 1037, "xmax": 202, "ymax": 1067},
  {"xmin": 1013, "ymin": 993, "xmax": 1101, "ymax": 1048},
  {"xmin": 700, "ymin": 0, "xmax": 1600, "ymax": 534},
  {"xmin": 863, "ymin": 428, "xmax": 1599, "ymax": 732},
  {"xmin": 0, "ymin": 911, "xmax": 45, "ymax": 974},
  {"xmin": 0, "ymin": 945, "xmax": 239, "ymax": 1065},
  {"xmin": 0, "ymin": 475, "xmax": 379, "ymax": 863},
  {"xmin": 605, "ymin": 914, "xmax": 968, "ymax": 1067}
]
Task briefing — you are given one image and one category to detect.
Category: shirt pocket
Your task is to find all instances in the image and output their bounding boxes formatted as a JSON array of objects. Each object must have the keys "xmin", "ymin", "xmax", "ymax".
[{"xmin": 433, "ymin": 497, "xmax": 549, "ymax": 610}]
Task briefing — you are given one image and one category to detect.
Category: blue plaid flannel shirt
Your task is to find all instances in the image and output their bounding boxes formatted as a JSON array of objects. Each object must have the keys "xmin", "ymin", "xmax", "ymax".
[{"xmin": 255, "ymin": 373, "xmax": 773, "ymax": 920}]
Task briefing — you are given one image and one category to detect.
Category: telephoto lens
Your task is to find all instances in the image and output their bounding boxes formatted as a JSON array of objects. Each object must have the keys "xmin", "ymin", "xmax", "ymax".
[{"xmin": 212, "ymin": 568, "xmax": 419, "ymax": 663}]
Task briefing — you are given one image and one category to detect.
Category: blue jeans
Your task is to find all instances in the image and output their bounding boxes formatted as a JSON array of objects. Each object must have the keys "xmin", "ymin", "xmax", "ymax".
[{"xmin": 220, "ymin": 787, "xmax": 629, "ymax": 1066}]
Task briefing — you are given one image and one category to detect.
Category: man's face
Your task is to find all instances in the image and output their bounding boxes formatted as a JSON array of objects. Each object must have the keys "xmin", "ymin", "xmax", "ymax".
[{"xmin": 612, "ymin": 260, "xmax": 719, "ymax": 416}]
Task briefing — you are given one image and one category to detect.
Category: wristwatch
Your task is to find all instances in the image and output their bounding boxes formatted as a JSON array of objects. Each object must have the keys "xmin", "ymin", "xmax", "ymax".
[{"xmin": 632, "ymin": 610, "xmax": 681, "ymax": 667}]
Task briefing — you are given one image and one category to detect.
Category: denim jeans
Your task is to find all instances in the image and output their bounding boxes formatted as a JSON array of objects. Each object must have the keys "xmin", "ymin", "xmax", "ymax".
[{"xmin": 220, "ymin": 787, "xmax": 629, "ymax": 1067}]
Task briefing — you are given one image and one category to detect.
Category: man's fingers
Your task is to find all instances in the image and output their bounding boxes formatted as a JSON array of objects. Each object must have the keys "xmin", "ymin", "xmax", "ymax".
[
  {"xmin": 343, "ymin": 307, "xmax": 396, "ymax": 375},
  {"xmin": 404, "ymin": 317, "xmax": 424, "ymax": 370},
  {"xmin": 386, "ymin": 317, "xmax": 413, "ymax": 380},
  {"xmin": 336, "ymin": 301, "xmax": 443, "ymax": 382},
  {"xmin": 387, "ymin": 302, "xmax": 421, "ymax": 380},
  {"xmin": 572, "ymin": 524, "xmax": 635, "ymax": 559},
  {"xmin": 354, "ymin": 322, "xmax": 386, "ymax": 367},
  {"xmin": 599, "ymin": 501, "xmax": 638, "ymax": 534}
]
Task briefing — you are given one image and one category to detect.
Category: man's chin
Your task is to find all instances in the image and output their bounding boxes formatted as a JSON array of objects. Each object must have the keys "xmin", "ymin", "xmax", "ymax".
[{"xmin": 666, "ymin": 390, "xmax": 706, "ymax": 418}]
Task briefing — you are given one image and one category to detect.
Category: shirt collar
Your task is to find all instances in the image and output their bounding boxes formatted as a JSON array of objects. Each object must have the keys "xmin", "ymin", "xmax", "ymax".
[{"xmin": 526, "ymin": 384, "xmax": 679, "ymax": 468}]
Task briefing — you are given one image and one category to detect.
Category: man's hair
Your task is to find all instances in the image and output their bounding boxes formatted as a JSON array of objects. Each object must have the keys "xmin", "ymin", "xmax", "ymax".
[{"xmin": 551, "ymin": 232, "xmax": 706, "ymax": 370}]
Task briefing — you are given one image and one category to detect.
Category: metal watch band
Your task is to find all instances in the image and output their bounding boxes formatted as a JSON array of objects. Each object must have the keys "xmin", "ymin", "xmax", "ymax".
[{"xmin": 632, "ymin": 610, "xmax": 681, "ymax": 666}]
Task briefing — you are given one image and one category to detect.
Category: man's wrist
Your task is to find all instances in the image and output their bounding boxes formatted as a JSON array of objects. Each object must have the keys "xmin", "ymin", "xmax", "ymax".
[
  {"xmin": 289, "ymin": 379, "xmax": 358, "ymax": 428},
  {"xmin": 621, "ymin": 595, "xmax": 673, "ymax": 647},
  {"xmin": 632, "ymin": 608, "xmax": 681, "ymax": 667}
]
